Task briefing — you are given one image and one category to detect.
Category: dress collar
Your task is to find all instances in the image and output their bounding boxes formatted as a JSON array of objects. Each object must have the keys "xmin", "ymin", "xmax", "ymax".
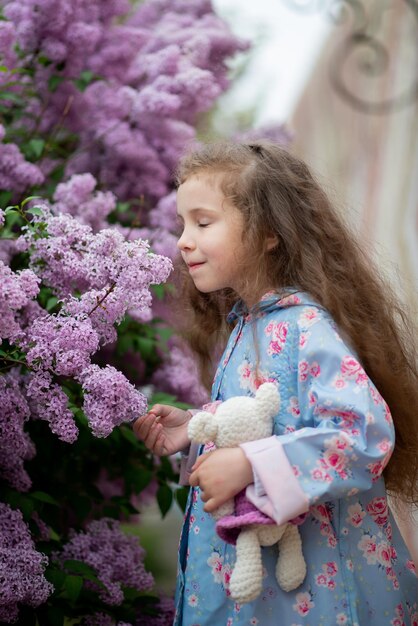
[{"xmin": 226, "ymin": 289, "xmax": 322, "ymax": 324}]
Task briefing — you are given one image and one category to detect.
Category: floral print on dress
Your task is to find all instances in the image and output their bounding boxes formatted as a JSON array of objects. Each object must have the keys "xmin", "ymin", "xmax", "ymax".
[{"xmin": 175, "ymin": 292, "xmax": 418, "ymax": 626}]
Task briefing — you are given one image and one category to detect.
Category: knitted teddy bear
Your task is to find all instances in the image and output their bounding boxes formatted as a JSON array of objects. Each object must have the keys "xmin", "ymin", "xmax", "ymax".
[{"xmin": 187, "ymin": 382, "xmax": 307, "ymax": 604}]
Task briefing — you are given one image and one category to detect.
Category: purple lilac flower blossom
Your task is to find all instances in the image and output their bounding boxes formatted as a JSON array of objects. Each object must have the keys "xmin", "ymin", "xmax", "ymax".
[
  {"xmin": 0, "ymin": 208, "xmax": 5, "ymax": 227},
  {"xmin": 0, "ymin": 260, "xmax": 40, "ymax": 344},
  {"xmin": 152, "ymin": 340, "xmax": 209, "ymax": 407},
  {"xmin": 25, "ymin": 313, "xmax": 99, "ymax": 376},
  {"xmin": 0, "ymin": 124, "xmax": 44, "ymax": 195},
  {"xmin": 55, "ymin": 518, "xmax": 154, "ymax": 605},
  {"xmin": 25, "ymin": 370, "xmax": 79, "ymax": 443},
  {"xmin": 0, "ymin": 502, "xmax": 53, "ymax": 623},
  {"xmin": 78, "ymin": 365, "xmax": 147, "ymax": 438},
  {"xmin": 52, "ymin": 173, "xmax": 117, "ymax": 232},
  {"xmin": 0, "ymin": 370, "xmax": 35, "ymax": 491}
]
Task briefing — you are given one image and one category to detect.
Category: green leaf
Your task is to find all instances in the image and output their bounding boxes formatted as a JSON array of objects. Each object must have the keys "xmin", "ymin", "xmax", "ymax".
[
  {"xmin": 63, "ymin": 560, "xmax": 97, "ymax": 578},
  {"xmin": 5, "ymin": 205, "xmax": 19, "ymax": 213},
  {"xmin": 125, "ymin": 467, "xmax": 153, "ymax": 494},
  {"xmin": 31, "ymin": 491, "xmax": 60, "ymax": 506},
  {"xmin": 0, "ymin": 190, "xmax": 12, "ymax": 206},
  {"xmin": 135, "ymin": 336, "xmax": 156, "ymax": 359},
  {"xmin": 63, "ymin": 575, "xmax": 83, "ymax": 603},
  {"xmin": 28, "ymin": 138, "xmax": 45, "ymax": 158},
  {"xmin": 46, "ymin": 296, "xmax": 59, "ymax": 312},
  {"xmin": 26, "ymin": 206, "xmax": 44, "ymax": 216},
  {"xmin": 0, "ymin": 92, "xmax": 24, "ymax": 104},
  {"xmin": 156, "ymin": 483, "xmax": 173, "ymax": 517},
  {"xmin": 48, "ymin": 74, "xmax": 65, "ymax": 92},
  {"xmin": 151, "ymin": 284, "xmax": 165, "ymax": 300},
  {"xmin": 45, "ymin": 567, "xmax": 66, "ymax": 591},
  {"xmin": 21, "ymin": 195, "xmax": 42, "ymax": 207},
  {"xmin": 120, "ymin": 426, "xmax": 141, "ymax": 446},
  {"xmin": 116, "ymin": 201, "xmax": 130, "ymax": 213}
]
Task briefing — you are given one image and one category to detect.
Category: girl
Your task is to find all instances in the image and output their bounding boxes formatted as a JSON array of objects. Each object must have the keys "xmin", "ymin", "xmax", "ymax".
[{"xmin": 134, "ymin": 142, "xmax": 418, "ymax": 625}]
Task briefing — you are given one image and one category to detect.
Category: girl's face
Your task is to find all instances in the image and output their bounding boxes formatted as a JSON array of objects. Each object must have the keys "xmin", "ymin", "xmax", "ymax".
[{"xmin": 176, "ymin": 173, "xmax": 247, "ymax": 296}]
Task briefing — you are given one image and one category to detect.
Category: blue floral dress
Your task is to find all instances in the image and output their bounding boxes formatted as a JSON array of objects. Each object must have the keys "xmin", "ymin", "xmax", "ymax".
[{"xmin": 174, "ymin": 292, "xmax": 418, "ymax": 626}]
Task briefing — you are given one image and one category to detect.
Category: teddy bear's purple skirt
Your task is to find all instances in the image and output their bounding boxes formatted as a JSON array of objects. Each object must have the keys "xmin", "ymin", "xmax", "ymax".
[
  {"xmin": 216, "ymin": 490, "xmax": 308, "ymax": 545},
  {"xmin": 215, "ymin": 490, "xmax": 276, "ymax": 545}
]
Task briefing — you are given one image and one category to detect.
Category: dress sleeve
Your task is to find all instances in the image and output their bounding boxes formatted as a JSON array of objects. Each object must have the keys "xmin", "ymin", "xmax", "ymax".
[{"xmin": 240, "ymin": 309, "xmax": 395, "ymax": 526}]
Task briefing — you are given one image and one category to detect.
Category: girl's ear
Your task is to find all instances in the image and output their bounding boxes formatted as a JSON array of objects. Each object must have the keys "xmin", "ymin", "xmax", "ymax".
[{"xmin": 266, "ymin": 233, "xmax": 278, "ymax": 251}]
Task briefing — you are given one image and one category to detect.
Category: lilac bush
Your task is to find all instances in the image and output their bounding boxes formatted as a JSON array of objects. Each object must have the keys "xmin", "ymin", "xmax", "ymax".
[{"xmin": 0, "ymin": 0, "xmax": 250, "ymax": 622}]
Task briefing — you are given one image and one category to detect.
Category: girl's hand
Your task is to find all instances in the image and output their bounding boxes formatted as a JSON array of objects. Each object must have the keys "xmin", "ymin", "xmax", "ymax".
[
  {"xmin": 189, "ymin": 448, "xmax": 253, "ymax": 513},
  {"xmin": 133, "ymin": 404, "xmax": 192, "ymax": 456}
]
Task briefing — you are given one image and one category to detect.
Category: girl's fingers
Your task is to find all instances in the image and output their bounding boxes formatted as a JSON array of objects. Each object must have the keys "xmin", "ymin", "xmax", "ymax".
[
  {"xmin": 144, "ymin": 421, "xmax": 162, "ymax": 450},
  {"xmin": 134, "ymin": 413, "xmax": 158, "ymax": 440},
  {"xmin": 154, "ymin": 432, "xmax": 167, "ymax": 456}
]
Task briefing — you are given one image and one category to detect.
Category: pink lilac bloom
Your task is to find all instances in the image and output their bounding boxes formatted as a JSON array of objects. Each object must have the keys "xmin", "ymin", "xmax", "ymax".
[
  {"xmin": 0, "ymin": 502, "xmax": 53, "ymax": 623},
  {"xmin": 0, "ymin": 260, "xmax": 40, "ymax": 344},
  {"xmin": 52, "ymin": 173, "xmax": 117, "ymax": 232},
  {"xmin": 0, "ymin": 124, "xmax": 44, "ymax": 195},
  {"xmin": 55, "ymin": 518, "xmax": 154, "ymax": 605},
  {"xmin": 152, "ymin": 340, "xmax": 209, "ymax": 407},
  {"xmin": 148, "ymin": 191, "xmax": 178, "ymax": 232},
  {"xmin": 21, "ymin": 206, "xmax": 99, "ymax": 298},
  {"xmin": 25, "ymin": 312, "xmax": 99, "ymax": 376},
  {"xmin": 25, "ymin": 370, "xmax": 79, "ymax": 443},
  {"xmin": 78, "ymin": 364, "xmax": 147, "ymax": 438},
  {"xmin": 0, "ymin": 208, "xmax": 4, "ymax": 227},
  {"xmin": 0, "ymin": 370, "xmax": 35, "ymax": 491}
]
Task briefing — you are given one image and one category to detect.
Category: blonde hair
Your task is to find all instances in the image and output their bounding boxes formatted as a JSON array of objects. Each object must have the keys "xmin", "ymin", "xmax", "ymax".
[{"xmin": 175, "ymin": 141, "xmax": 418, "ymax": 505}]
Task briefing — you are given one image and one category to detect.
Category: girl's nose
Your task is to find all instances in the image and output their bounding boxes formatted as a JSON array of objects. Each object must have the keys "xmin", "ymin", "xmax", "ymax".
[{"xmin": 177, "ymin": 230, "xmax": 195, "ymax": 251}]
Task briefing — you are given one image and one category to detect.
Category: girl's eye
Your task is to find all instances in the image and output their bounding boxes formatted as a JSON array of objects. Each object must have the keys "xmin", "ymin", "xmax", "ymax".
[{"xmin": 198, "ymin": 222, "xmax": 210, "ymax": 228}]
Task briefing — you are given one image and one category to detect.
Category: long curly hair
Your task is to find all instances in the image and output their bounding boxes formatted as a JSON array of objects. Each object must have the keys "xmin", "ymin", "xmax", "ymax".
[{"xmin": 174, "ymin": 141, "xmax": 418, "ymax": 505}]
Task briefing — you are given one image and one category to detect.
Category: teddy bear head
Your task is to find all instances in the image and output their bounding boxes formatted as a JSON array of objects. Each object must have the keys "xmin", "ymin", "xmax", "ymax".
[{"xmin": 188, "ymin": 382, "xmax": 280, "ymax": 447}]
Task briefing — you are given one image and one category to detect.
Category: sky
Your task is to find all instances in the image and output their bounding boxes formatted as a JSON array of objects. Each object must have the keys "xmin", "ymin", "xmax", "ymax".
[{"xmin": 212, "ymin": 0, "xmax": 332, "ymax": 126}]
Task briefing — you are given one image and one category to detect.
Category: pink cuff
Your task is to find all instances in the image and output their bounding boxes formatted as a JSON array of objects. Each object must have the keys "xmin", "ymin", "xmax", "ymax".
[{"xmin": 240, "ymin": 436, "xmax": 309, "ymax": 525}]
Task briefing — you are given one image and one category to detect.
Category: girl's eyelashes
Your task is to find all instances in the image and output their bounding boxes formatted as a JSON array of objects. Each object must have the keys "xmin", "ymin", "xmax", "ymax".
[{"xmin": 198, "ymin": 222, "xmax": 210, "ymax": 228}]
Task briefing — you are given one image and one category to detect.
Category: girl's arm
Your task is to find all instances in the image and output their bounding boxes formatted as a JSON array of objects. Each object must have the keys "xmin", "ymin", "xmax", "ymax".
[{"xmin": 240, "ymin": 311, "xmax": 395, "ymax": 526}]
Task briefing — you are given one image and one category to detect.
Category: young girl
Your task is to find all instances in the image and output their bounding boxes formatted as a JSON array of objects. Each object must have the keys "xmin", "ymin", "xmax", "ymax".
[{"xmin": 134, "ymin": 142, "xmax": 418, "ymax": 625}]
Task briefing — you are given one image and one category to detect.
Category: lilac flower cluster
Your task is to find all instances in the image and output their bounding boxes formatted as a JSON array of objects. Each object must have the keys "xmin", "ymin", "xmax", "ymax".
[
  {"xmin": 56, "ymin": 518, "xmax": 154, "ymax": 605},
  {"xmin": 0, "ymin": 259, "xmax": 40, "ymax": 344},
  {"xmin": 52, "ymin": 173, "xmax": 117, "ymax": 233},
  {"xmin": 0, "ymin": 125, "xmax": 44, "ymax": 195},
  {"xmin": 79, "ymin": 365, "xmax": 147, "ymax": 438},
  {"xmin": 0, "ymin": 502, "xmax": 53, "ymax": 623},
  {"xmin": 152, "ymin": 340, "xmax": 209, "ymax": 407},
  {"xmin": 0, "ymin": 208, "xmax": 5, "ymax": 227},
  {"xmin": 2, "ymin": 0, "xmax": 247, "ymax": 201},
  {"xmin": 15, "ymin": 208, "xmax": 171, "ymax": 441},
  {"xmin": 0, "ymin": 370, "xmax": 35, "ymax": 491},
  {"xmin": 25, "ymin": 370, "xmax": 79, "ymax": 443}
]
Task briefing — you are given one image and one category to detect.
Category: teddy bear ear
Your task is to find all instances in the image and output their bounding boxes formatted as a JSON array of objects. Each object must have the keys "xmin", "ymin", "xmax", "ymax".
[
  {"xmin": 188, "ymin": 412, "xmax": 218, "ymax": 443},
  {"xmin": 255, "ymin": 382, "xmax": 280, "ymax": 414}
]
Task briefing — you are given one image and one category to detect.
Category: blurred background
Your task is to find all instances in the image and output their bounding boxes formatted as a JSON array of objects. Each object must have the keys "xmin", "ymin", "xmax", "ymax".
[{"xmin": 140, "ymin": 0, "xmax": 418, "ymax": 593}]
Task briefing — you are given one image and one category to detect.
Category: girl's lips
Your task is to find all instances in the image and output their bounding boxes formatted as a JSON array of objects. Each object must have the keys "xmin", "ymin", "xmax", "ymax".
[{"xmin": 188, "ymin": 262, "xmax": 205, "ymax": 270}]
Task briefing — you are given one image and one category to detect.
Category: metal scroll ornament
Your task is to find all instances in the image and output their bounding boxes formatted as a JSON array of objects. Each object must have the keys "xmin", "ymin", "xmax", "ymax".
[{"xmin": 283, "ymin": 0, "xmax": 418, "ymax": 114}]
